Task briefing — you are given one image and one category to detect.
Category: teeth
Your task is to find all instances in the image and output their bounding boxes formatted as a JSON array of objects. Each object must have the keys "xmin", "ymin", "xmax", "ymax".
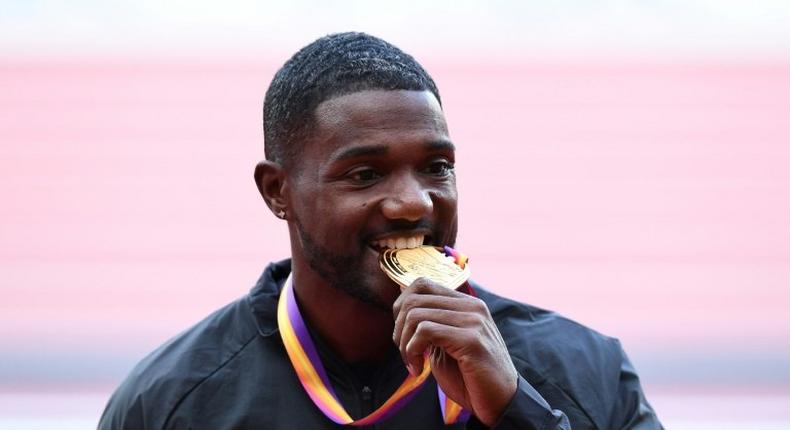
[{"xmin": 373, "ymin": 235, "xmax": 425, "ymax": 250}]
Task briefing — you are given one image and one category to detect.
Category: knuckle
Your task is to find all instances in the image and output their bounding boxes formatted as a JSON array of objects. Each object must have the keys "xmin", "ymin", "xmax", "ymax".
[
  {"xmin": 404, "ymin": 309, "xmax": 421, "ymax": 327},
  {"xmin": 402, "ymin": 295, "xmax": 420, "ymax": 311},
  {"xmin": 471, "ymin": 297, "xmax": 489, "ymax": 314},
  {"xmin": 415, "ymin": 320, "xmax": 434, "ymax": 336},
  {"xmin": 471, "ymin": 313, "xmax": 486, "ymax": 326},
  {"xmin": 466, "ymin": 329, "xmax": 486, "ymax": 349},
  {"xmin": 412, "ymin": 277, "xmax": 432, "ymax": 290}
]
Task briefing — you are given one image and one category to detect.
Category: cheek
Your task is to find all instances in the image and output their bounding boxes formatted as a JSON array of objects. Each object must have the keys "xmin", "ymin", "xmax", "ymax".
[
  {"xmin": 432, "ymin": 185, "xmax": 459, "ymax": 237},
  {"xmin": 433, "ymin": 184, "xmax": 458, "ymax": 212},
  {"xmin": 291, "ymin": 189, "xmax": 331, "ymax": 232},
  {"xmin": 294, "ymin": 191, "xmax": 367, "ymax": 238}
]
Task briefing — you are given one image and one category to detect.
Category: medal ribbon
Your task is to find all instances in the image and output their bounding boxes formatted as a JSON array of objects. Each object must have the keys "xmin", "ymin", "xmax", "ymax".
[{"xmin": 277, "ymin": 271, "xmax": 471, "ymax": 425}]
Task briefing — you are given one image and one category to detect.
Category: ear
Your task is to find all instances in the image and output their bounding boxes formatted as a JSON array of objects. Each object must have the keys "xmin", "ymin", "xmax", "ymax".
[{"xmin": 254, "ymin": 160, "xmax": 289, "ymax": 219}]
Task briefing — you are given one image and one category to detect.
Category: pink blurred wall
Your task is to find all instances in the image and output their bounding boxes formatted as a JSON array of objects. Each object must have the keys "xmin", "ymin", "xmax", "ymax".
[{"xmin": 2, "ymin": 58, "xmax": 789, "ymax": 400}]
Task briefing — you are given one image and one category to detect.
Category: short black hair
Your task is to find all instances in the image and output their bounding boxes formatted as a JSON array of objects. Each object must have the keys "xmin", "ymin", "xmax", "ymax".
[{"xmin": 263, "ymin": 32, "xmax": 442, "ymax": 166}]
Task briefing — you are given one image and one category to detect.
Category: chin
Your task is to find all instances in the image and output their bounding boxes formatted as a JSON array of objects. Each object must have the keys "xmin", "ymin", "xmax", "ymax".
[
  {"xmin": 360, "ymin": 255, "xmax": 402, "ymax": 309},
  {"xmin": 372, "ymin": 274, "xmax": 402, "ymax": 306}
]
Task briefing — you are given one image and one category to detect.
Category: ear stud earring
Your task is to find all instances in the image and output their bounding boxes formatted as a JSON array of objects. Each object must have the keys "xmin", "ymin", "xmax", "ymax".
[{"xmin": 276, "ymin": 210, "xmax": 286, "ymax": 219}]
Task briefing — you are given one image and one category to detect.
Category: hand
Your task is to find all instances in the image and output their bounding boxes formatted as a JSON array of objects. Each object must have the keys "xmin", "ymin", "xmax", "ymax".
[{"xmin": 392, "ymin": 278, "xmax": 518, "ymax": 427}]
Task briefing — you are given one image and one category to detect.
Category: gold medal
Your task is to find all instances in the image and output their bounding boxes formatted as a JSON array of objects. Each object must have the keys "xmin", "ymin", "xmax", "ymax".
[{"xmin": 379, "ymin": 246, "xmax": 470, "ymax": 290}]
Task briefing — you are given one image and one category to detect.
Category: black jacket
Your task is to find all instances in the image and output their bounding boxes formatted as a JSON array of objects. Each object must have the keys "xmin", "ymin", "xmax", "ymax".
[{"xmin": 99, "ymin": 260, "xmax": 662, "ymax": 429}]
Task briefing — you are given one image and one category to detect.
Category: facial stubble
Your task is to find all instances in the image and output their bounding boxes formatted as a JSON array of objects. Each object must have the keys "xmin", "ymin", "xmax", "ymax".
[{"xmin": 294, "ymin": 218, "xmax": 393, "ymax": 312}]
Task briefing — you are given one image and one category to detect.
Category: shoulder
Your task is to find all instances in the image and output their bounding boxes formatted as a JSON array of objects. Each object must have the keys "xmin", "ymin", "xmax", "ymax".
[
  {"xmin": 98, "ymin": 295, "xmax": 260, "ymax": 429},
  {"xmin": 474, "ymin": 284, "xmax": 622, "ymax": 365},
  {"xmin": 472, "ymin": 282, "xmax": 625, "ymax": 427}
]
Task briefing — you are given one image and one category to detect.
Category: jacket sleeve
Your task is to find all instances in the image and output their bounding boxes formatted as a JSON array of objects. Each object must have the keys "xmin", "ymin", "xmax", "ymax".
[
  {"xmin": 465, "ymin": 347, "xmax": 664, "ymax": 430},
  {"xmin": 97, "ymin": 390, "xmax": 149, "ymax": 430},
  {"xmin": 608, "ymin": 345, "xmax": 664, "ymax": 430},
  {"xmin": 465, "ymin": 376, "xmax": 571, "ymax": 430}
]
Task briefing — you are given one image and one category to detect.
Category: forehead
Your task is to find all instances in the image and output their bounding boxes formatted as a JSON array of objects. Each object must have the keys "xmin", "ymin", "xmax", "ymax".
[{"xmin": 303, "ymin": 90, "xmax": 449, "ymax": 163}]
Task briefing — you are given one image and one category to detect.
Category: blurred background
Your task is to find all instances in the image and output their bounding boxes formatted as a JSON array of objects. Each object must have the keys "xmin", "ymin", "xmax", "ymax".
[{"xmin": 2, "ymin": 1, "xmax": 789, "ymax": 428}]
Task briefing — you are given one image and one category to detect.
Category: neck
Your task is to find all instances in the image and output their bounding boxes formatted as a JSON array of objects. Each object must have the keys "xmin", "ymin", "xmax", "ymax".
[{"xmin": 290, "ymin": 264, "xmax": 395, "ymax": 365}]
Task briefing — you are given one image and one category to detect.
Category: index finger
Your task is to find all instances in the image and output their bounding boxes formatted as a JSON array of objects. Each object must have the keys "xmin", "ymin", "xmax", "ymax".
[{"xmin": 393, "ymin": 277, "xmax": 468, "ymax": 315}]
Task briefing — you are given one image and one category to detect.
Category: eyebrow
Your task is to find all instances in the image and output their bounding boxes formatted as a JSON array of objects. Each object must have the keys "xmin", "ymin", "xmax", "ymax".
[
  {"xmin": 331, "ymin": 144, "xmax": 388, "ymax": 162},
  {"xmin": 425, "ymin": 139, "xmax": 456, "ymax": 153},
  {"xmin": 330, "ymin": 139, "xmax": 456, "ymax": 163}
]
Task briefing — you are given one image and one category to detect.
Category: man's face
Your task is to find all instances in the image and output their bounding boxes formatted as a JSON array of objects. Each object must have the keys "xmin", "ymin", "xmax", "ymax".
[{"xmin": 286, "ymin": 90, "xmax": 458, "ymax": 310}]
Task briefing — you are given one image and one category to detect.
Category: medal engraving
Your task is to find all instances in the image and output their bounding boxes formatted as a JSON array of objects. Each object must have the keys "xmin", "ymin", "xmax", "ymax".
[{"xmin": 379, "ymin": 246, "xmax": 470, "ymax": 290}]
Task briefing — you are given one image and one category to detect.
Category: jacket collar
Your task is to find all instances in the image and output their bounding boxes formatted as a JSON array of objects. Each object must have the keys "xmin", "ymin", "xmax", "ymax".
[{"xmin": 246, "ymin": 259, "xmax": 291, "ymax": 337}]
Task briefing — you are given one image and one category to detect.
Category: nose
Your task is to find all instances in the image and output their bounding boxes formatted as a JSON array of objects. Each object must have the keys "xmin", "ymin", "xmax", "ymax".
[{"xmin": 380, "ymin": 173, "xmax": 433, "ymax": 221}]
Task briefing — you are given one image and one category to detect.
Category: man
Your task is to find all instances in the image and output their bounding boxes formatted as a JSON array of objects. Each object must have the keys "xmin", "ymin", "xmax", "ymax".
[{"xmin": 99, "ymin": 32, "xmax": 662, "ymax": 429}]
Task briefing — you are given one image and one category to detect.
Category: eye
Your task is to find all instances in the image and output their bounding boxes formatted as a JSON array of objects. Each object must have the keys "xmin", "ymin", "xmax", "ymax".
[
  {"xmin": 347, "ymin": 167, "xmax": 382, "ymax": 183},
  {"xmin": 424, "ymin": 160, "xmax": 454, "ymax": 177}
]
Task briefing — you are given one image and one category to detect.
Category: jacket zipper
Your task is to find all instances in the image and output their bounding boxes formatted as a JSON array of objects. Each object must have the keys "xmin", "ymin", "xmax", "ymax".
[{"xmin": 360, "ymin": 385, "xmax": 374, "ymax": 429}]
